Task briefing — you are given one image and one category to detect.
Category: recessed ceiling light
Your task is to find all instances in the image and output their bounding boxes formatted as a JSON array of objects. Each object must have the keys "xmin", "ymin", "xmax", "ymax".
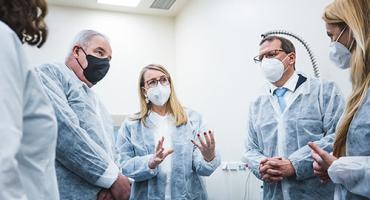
[{"xmin": 97, "ymin": 0, "xmax": 141, "ymax": 7}]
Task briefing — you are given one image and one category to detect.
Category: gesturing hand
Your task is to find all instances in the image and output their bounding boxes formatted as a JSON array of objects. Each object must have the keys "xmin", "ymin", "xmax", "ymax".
[
  {"xmin": 308, "ymin": 142, "xmax": 337, "ymax": 183},
  {"xmin": 191, "ymin": 130, "xmax": 216, "ymax": 162},
  {"xmin": 148, "ymin": 136, "xmax": 174, "ymax": 169}
]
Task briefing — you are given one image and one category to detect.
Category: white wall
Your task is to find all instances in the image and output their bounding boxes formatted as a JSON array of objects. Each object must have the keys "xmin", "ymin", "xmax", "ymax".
[
  {"xmin": 175, "ymin": 0, "xmax": 351, "ymax": 199},
  {"xmin": 25, "ymin": 5, "xmax": 176, "ymax": 115},
  {"xmin": 24, "ymin": 1, "xmax": 353, "ymax": 200}
]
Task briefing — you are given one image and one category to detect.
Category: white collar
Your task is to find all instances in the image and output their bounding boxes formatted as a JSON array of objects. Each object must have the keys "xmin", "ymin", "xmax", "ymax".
[{"xmin": 270, "ymin": 72, "xmax": 299, "ymax": 95}]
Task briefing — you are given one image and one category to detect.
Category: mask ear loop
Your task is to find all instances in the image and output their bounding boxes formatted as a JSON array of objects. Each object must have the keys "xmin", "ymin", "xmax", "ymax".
[
  {"xmin": 335, "ymin": 26, "xmax": 347, "ymax": 42},
  {"xmin": 347, "ymin": 30, "xmax": 355, "ymax": 51},
  {"xmin": 75, "ymin": 46, "xmax": 88, "ymax": 70},
  {"xmin": 281, "ymin": 52, "xmax": 294, "ymax": 68},
  {"xmin": 348, "ymin": 40, "xmax": 355, "ymax": 51},
  {"xmin": 142, "ymin": 86, "xmax": 150, "ymax": 104}
]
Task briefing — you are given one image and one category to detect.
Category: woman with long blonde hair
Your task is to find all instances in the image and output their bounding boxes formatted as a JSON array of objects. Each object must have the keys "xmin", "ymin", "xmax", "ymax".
[
  {"xmin": 308, "ymin": 0, "xmax": 370, "ymax": 199},
  {"xmin": 117, "ymin": 64, "xmax": 221, "ymax": 199}
]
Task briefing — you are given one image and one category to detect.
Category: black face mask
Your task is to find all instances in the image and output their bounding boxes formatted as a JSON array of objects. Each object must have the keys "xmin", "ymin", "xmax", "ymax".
[{"xmin": 76, "ymin": 47, "xmax": 110, "ymax": 85}]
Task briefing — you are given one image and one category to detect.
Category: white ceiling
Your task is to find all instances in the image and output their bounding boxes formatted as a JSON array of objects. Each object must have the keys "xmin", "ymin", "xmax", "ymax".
[{"xmin": 47, "ymin": 0, "xmax": 189, "ymax": 16}]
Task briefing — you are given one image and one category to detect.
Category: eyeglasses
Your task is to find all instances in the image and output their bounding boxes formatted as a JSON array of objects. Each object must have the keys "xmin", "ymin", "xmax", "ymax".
[
  {"xmin": 145, "ymin": 76, "xmax": 170, "ymax": 88},
  {"xmin": 253, "ymin": 49, "xmax": 286, "ymax": 63}
]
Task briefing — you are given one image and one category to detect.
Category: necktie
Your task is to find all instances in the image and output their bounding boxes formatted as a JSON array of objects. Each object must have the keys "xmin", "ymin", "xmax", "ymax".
[{"xmin": 274, "ymin": 87, "xmax": 288, "ymax": 112}]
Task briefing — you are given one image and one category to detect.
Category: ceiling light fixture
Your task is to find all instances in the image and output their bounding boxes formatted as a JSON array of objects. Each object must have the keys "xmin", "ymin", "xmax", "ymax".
[{"xmin": 97, "ymin": 0, "xmax": 141, "ymax": 7}]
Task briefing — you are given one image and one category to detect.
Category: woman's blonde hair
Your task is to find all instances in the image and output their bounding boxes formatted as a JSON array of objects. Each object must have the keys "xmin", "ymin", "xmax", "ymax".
[
  {"xmin": 323, "ymin": 0, "xmax": 370, "ymax": 157},
  {"xmin": 134, "ymin": 64, "xmax": 188, "ymax": 126}
]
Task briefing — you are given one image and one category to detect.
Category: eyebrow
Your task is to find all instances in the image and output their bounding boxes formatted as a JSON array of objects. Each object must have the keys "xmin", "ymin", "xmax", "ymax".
[{"xmin": 146, "ymin": 75, "xmax": 166, "ymax": 82}]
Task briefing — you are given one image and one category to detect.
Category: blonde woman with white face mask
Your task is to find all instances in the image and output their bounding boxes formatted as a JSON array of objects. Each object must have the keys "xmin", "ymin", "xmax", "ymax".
[
  {"xmin": 308, "ymin": 0, "xmax": 370, "ymax": 199},
  {"xmin": 117, "ymin": 64, "xmax": 221, "ymax": 200}
]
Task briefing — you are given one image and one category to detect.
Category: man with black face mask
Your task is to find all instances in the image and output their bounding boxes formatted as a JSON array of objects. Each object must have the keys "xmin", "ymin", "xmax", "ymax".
[{"xmin": 35, "ymin": 30, "xmax": 131, "ymax": 200}]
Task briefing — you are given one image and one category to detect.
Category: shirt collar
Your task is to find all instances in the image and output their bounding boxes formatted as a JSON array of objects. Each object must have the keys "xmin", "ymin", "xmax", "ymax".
[{"xmin": 269, "ymin": 71, "xmax": 299, "ymax": 95}]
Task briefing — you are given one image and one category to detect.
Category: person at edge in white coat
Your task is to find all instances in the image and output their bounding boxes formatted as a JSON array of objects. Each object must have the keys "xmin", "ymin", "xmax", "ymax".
[{"xmin": 0, "ymin": 0, "xmax": 59, "ymax": 199}]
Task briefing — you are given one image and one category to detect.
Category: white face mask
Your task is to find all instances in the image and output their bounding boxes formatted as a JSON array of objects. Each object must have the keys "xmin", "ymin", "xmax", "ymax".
[
  {"xmin": 260, "ymin": 56, "xmax": 288, "ymax": 83},
  {"xmin": 329, "ymin": 26, "xmax": 353, "ymax": 70},
  {"xmin": 146, "ymin": 84, "xmax": 171, "ymax": 106}
]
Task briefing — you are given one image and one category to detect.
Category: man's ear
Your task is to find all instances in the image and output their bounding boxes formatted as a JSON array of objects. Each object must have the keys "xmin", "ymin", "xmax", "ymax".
[
  {"xmin": 289, "ymin": 52, "xmax": 296, "ymax": 65},
  {"xmin": 72, "ymin": 45, "xmax": 80, "ymax": 58}
]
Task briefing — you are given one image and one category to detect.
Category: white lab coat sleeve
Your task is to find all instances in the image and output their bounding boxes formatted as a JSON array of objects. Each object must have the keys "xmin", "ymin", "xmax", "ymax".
[
  {"xmin": 242, "ymin": 103, "xmax": 267, "ymax": 180},
  {"xmin": 0, "ymin": 25, "xmax": 27, "ymax": 200},
  {"xmin": 328, "ymin": 156, "xmax": 370, "ymax": 198},
  {"xmin": 36, "ymin": 65, "xmax": 119, "ymax": 189},
  {"xmin": 117, "ymin": 120, "xmax": 159, "ymax": 182}
]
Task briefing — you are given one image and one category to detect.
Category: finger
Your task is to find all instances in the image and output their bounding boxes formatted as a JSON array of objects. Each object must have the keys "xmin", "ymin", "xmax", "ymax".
[
  {"xmin": 163, "ymin": 148, "xmax": 174, "ymax": 159},
  {"xmin": 271, "ymin": 156, "xmax": 283, "ymax": 160},
  {"xmin": 262, "ymin": 173, "xmax": 270, "ymax": 181},
  {"xmin": 105, "ymin": 191, "xmax": 113, "ymax": 200},
  {"xmin": 156, "ymin": 147, "xmax": 164, "ymax": 157},
  {"xmin": 319, "ymin": 173, "xmax": 329, "ymax": 180},
  {"xmin": 208, "ymin": 130, "xmax": 215, "ymax": 146},
  {"xmin": 313, "ymin": 161, "xmax": 325, "ymax": 172},
  {"xmin": 311, "ymin": 151, "xmax": 324, "ymax": 165},
  {"xmin": 159, "ymin": 136, "xmax": 165, "ymax": 148},
  {"xmin": 260, "ymin": 158, "xmax": 269, "ymax": 165},
  {"xmin": 197, "ymin": 133, "xmax": 207, "ymax": 147},
  {"xmin": 155, "ymin": 140, "xmax": 161, "ymax": 153},
  {"xmin": 320, "ymin": 175, "xmax": 330, "ymax": 184},
  {"xmin": 321, "ymin": 174, "xmax": 330, "ymax": 182},
  {"xmin": 203, "ymin": 131, "xmax": 211, "ymax": 148},
  {"xmin": 265, "ymin": 160, "xmax": 281, "ymax": 168},
  {"xmin": 314, "ymin": 169, "xmax": 326, "ymax": 177},
  {"xmin": 156, "ymin": 138, "xmax": 163, "ymax": 152},
  {"xmin": 191, "ymin": 139, "xmax": 202, "ymax": 149},
  {"xmin": 262, "ymin": 174, "xmax": 283, "ymax": 182},
  {"xmin": 313, "ymin": 170, "xmax": 323, "ymax": 177},
  {"xmin": 260, "ymin": 163, "xmax": 274, "ymax": 174},
  {"xmin": 97, "ymin": 190, "xmax": 107, "ymax": 200},
  {"xmin": 313, "ymin": 161, "xmax": 320, "ymax": 170},
  {"xmin": 308, "ymin": 142, "xmax": 331, "ymax": 162},
  {"xmin": 154, "ymin": 157, "xmax": 163, "ymax": 163},
  {"xmin": 266, "ymin": 169, "xmax": 283, "ymax": 176}
]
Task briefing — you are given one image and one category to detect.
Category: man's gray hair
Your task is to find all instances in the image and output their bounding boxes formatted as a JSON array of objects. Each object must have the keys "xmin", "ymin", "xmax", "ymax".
[{"xmin": 66, "ymin": 30, "xmax": 109, "ymax": 57}]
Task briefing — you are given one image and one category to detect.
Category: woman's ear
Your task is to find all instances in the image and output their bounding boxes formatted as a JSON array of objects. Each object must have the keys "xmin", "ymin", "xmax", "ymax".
[{"xmin": 141, "ymin": 87, "xmax": 147, "ymax": 96}]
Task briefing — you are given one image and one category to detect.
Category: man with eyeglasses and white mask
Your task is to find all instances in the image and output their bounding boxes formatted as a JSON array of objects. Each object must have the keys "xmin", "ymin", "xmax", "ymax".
[{"xmin": 242, "ymin": 35, "xmax": 345, "ymax": 200}]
